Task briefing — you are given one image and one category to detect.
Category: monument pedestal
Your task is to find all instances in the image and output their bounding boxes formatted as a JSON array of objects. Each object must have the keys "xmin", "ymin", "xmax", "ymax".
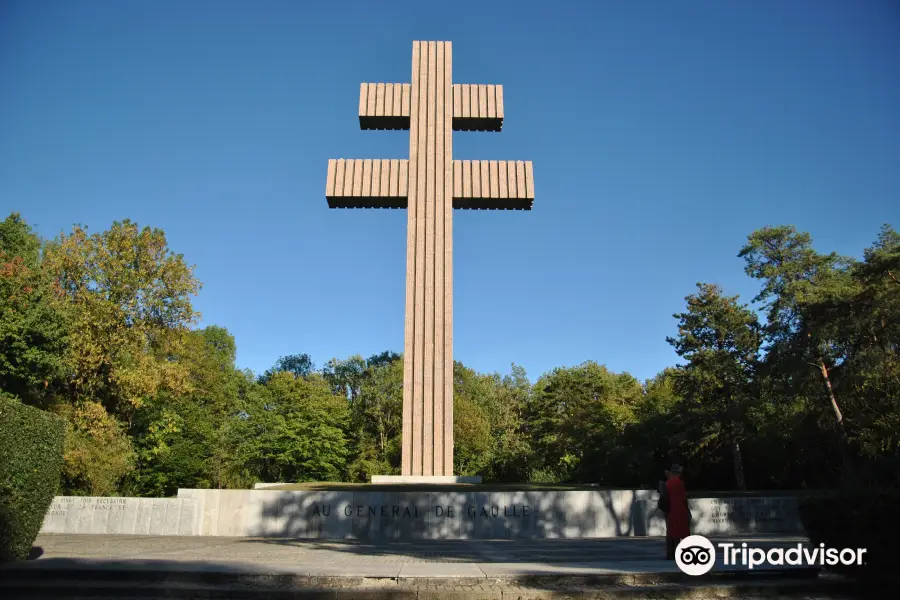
[
  {"xmin": 39, "ymin": 487, "xmax": 805, "ymax": 540},
  {"xmin": 370, "ymin": 475, "xmax": 482, "ymax": 484}
]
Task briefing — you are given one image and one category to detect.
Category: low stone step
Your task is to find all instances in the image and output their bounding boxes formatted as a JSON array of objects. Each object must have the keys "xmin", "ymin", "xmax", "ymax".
[
  {"xmin": 0, "ymin": 577, "xmax": 860, "ymax": 600},
  {"xmin": 0, "ymin": 561, "xmax": 821, "ymax": 588}
]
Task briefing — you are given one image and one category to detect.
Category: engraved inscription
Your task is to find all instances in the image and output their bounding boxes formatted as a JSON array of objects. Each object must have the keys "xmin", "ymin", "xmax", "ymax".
[
  {"xmin": 305, "ymin": 503, "xmax": 534, "ymax": 519},
  {"xmin": 704, "ymin": 498, "xmax": 796, "ymax": 525}
]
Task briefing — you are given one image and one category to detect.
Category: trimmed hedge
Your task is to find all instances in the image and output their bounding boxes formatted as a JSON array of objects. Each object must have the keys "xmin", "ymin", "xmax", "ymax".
[
  {"xmin": 0, "ymin": 396, "xmax": 65, "ymax": 562},
  {"xmin": 798, "ymin": 489, "xmax": 900, "ymax": 584}
]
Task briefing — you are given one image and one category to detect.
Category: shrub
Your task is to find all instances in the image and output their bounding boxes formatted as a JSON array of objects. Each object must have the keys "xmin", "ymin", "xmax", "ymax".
[
  {"xmin": 0, "ymin": 396, "xmax": 65, "ymax": 562},
  {"xmin": 798, "ymin": 489, "xmax": 900, "ymax": 584}
]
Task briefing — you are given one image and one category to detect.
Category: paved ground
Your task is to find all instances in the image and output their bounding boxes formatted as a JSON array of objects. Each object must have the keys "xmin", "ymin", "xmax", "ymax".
[
  {"xmin": 4, "ymin": 535, "xmax": 860, "ymax": 599},
  {"xmin": 27, "ymin": 534, "xmax": 814, "ymax": 575}
]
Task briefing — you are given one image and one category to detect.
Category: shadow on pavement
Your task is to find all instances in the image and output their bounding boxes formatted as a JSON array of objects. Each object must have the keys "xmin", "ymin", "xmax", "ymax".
[{"xmin": 0, "ymin": 555, "xmax": 845, "ymax": 600}]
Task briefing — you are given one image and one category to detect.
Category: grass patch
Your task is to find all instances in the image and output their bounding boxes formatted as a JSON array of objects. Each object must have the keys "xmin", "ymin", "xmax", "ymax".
[
  {"xmin": 256, "ymin": 482, "xmax": 607, "ymax": 492},
  {"xmin": 253, "ymin": 482, "xmax": 829, "ymax": 496}
]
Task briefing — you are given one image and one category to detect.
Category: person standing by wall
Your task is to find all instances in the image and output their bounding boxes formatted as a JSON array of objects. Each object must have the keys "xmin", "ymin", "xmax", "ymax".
[{"xmin": 658, "ymin": 464, "xmax": 690, "ymax": 559}]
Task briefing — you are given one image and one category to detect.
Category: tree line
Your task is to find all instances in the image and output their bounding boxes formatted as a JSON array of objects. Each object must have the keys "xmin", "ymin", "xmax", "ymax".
[{"xmin": 1, "ymin": 212, "xmax": 897, "ymax": 496}]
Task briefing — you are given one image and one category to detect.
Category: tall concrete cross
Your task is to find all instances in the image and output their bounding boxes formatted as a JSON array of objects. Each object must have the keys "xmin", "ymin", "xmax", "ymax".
[{"xmin": 325, "ymin": 41, "xmax": 534, "ymax": 477}]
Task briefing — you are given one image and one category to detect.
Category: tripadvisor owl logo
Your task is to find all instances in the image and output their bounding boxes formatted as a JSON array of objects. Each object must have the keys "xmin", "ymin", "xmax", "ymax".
[
  {"xmin": 674, "ymin": 534, "xmax": 869, "ymax": 576},
  {"xmin": 675, "ymin": 535, "xmax": 716, "ymax": 575}
]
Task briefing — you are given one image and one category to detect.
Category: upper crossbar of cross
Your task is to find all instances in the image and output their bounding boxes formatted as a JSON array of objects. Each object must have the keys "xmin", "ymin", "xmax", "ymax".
[{"xmin": 325, "ymin": 44, "xmax": 534, "ymax": 211}]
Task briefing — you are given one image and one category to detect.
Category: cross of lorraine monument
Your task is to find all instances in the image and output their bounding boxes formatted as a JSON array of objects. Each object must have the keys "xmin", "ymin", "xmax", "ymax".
[{"xmin": 325, "ymin": 41, "xmax": 534, "ymax": 482}]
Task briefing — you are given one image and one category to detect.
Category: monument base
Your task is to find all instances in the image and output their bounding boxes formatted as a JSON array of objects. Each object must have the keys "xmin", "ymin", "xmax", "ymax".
[
  {"xmin": 40, "ymin": 487, "xmax": 806, "ymax": 540},
  {"xmin": 370, "ymin": 475, "xmax": 482, "ymax": 484}
]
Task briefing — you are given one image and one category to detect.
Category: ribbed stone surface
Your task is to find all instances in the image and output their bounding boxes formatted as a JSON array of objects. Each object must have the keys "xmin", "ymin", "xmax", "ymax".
[{"xmin": 324, "ymin": 41, "xmax": 536, "ymax": 476}]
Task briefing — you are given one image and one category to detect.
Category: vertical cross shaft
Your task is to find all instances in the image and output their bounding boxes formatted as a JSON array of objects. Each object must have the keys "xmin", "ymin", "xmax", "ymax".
[{"xmin": 403, "ymin": 41, "xmax": 453, "ymax": 476}]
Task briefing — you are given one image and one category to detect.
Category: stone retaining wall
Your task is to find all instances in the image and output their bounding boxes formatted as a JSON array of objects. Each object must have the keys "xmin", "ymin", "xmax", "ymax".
[{"xmin": 39, "ymin": 489, "xmax": 804, "ymax": 539}]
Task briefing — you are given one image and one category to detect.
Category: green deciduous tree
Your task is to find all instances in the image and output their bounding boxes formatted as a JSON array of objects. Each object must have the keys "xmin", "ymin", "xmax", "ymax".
[
  {"xmin": 126, "ymin": 326, "xmax": 248, "ymax": 496},
  {"xmin": 486, "ymin": 364, "xmax": 534, "ymax": 482},
  {"xmin": 453, "ymin": 394, "xmax": 492, "ymax": 477},
  {"xmin": 323, "ymin": 355, "xmax": 367, "ymax": 405},
  {"xmin": 259, "ymin": 353, "xmax": 315, "ymax": 383},
  {"xmin": 608, "ymin": 369, "xmax": 684, "ymax": 487},
  {"xmin": 239, "ymin": 371, "xmax": 349, "ymax": 483},
  {"xmin": 43, "ymin": 220, "xmax": 201, "ymax": 420},
  {"xmin": 528, "ymin": 361, "xmax": 642, "ymax": 483},
  {"xmin": 0, "ymin": 214, "xmax": 69, "ymax": 407},
  {"xmin": 57, "ymin": 400, "xmax": 135, "ymax": 496},
  {"xmin": 347, "ymin": 356, "xmax": 403, "ymax": 481}
]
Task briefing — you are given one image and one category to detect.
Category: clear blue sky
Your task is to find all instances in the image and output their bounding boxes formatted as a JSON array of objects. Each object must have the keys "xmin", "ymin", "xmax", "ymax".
[{"xmin": 2, "ymin": 1, "xmax": 898, "ymax": 383}]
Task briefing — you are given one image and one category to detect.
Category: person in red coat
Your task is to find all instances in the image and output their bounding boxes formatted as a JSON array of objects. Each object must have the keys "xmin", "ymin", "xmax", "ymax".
[{"xmin": 659, "ymin": 464, "xmax": 691, "ymax": 559}]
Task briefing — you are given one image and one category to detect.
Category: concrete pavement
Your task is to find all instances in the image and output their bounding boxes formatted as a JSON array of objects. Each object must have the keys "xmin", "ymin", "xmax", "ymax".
[
  {"xmin": 1, "ymin": 534, "xmax": 860, "ymax": 599},
  {"xmin": 23, "ymin": 533, "xmax": 815, "ymax": 573}
]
